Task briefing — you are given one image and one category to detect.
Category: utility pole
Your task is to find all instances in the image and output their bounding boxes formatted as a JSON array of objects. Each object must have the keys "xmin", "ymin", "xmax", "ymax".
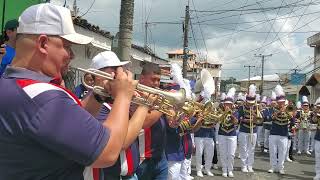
[
  {"xmin": 117, "ymin": 0, "xmax": 134, "ymax": 62},
  {"xmin": 244, "ymin": 65, "xmax": 255, "ymax": 89},
  {"xmin": 254, "ymin": 54, "xmax": 272, "ymax": 95},
  {"xmin": 144, "ymin": 22, "xmax": 148, "ymax": 48},
  {"xmin": 182, "ymin": 4, "xmax": 190, "ymax": 78}
]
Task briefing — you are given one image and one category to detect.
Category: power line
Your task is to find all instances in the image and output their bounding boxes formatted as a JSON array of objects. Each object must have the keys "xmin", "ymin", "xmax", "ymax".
[
  {"xmin": 219, "ymin": 0, "xmax": 250, "ymax": 62},
  {"xmin": 189, "ymin": 20, "xmax": 200, "ymax": 59},
  {"xmin": 191, "ymin": 0, "xmax": 208, "ymax": 60},
  {"xmin": 79, "ymin": 0, "xmax": 96, "ymax": 18},
  {"xmin": 196, "ymin": 10, "xmax": 320, "ymax": 26},
  {"xmin": 200, "ymin": 3, "xmax": 311, "ymax": 40},
  {"xmin": 221, "ymin": 13, "xmax": 320, "ymax": 63},
  {"xmin": 194, "ymin": 0, "xmax": 317, "ymax": 21},
  {"xmin": 191, "ymin": 1, "xmax": 320, "ymax": 13}
]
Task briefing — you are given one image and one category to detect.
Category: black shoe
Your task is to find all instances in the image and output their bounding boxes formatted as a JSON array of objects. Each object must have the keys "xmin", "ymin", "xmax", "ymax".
[{"xmin": 289, "ymin": 156, "xmax": 295, "ymax": 161}]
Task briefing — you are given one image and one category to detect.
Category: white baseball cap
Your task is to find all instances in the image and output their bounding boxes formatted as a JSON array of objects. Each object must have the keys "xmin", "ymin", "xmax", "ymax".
[
  {"xmin": 90, "ymin": 51, "xmax": 131, "ymax": 69},
  {"xmin": 17, "ymin": 3, "xmax": 92, "ymax": 45}
]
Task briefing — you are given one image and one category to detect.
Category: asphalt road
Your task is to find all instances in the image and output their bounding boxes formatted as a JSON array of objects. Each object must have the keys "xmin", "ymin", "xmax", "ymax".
[{"xmin": 191, "ymin": 147, "xmax": 316, "ymax": 180}]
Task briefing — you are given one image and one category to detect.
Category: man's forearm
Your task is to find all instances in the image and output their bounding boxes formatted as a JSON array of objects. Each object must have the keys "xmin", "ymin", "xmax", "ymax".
[
  {"xmin": 142, "ymin": 110, "xmax": 163, "ymax": 128},
  {"xmin": 123, "ymin": 106, "xmax": 149, "ymax": 149},
  {"xmin": 81, "ymin": 93, "xmax": 102, "ymax": 116},
  {"xmin": 102, "ymin": 96, "xmax": 131, "ymax": 159}
]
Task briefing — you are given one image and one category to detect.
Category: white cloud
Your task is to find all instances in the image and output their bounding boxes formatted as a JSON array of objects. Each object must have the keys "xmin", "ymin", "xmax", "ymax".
[{"xmin": 52, "ymin": 0, "xmax": 320, "ymax": 79}]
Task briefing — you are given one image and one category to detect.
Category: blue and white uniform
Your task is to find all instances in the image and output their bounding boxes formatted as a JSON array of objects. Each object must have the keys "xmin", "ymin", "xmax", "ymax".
[
  {"xmin": 269, "ymin": 108, "xmax": 291, "ymax": 172},
  {"xmin": 194, "ymin": 125, "xmax": 215, "ymax": 176},
  {"xmin": 263, "ymin": 106, "xmax": 273, "ymax": 151},
  {"xmin": 238, "ymin": 104, "xmax": 258, "ymax": 171},
  {"xmin": 218, "ymin": 111, "xmax": 238, "ymax": 176},
  {"xmin": 296, "ymin": 109, "xmax": 313, "ymax": 154}
]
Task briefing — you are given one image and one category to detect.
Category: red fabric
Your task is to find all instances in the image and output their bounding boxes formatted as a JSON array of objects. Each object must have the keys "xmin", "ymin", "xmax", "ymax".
[
  {"xmin": 183, "ymin": 134, "xmax": 189, "ymax": 156},
  {"xmin": 16, "ymin": 79, "xmax": 38, "ymax": 88},
  {"xmin": 144, "ymin": 128, "xmax": 152, "ymax": 158},
  {"xmin": 92, "ymin": 168, "xmax": 100, "ymax": 180},
  {"xmin": 125, "ymin": 148, "xmax": 134, "ymax": 175}
]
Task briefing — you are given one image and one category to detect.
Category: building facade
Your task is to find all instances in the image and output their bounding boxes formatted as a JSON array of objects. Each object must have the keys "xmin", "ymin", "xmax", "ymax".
[{"xmin": 166, "ymin": 49, "xmax": 222, "ymax": 93}]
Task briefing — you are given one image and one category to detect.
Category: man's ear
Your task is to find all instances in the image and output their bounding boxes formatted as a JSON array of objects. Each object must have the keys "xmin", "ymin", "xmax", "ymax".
[{"xmin": 37, "ymin": 35, "xmax": 49, "ymax": 55}]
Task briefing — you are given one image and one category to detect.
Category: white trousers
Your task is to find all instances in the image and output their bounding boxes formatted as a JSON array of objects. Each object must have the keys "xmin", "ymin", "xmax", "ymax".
[
  {"xmin": 315, "ymin": 140, "xmax": 320, "ymax": 177},
  {"xmin": 168, "ymin": 160, "xmax": 190, "ymax": 180},
  {"xmin": 269, "ymin": 135, "xmax": 288, "ymax": 171},
  {"xmin": 215, "ymin": 124, "xmax": 220, "ymax": 143},
  {"xmin": 293, "ymin": 134, "xmax": 298, "ymax": 150},
  {"xmin": 183, "ymin": 158, "xmax": 192, "ymax": 175},
  {"xmin": 264, "ymin": 129, "xmax": 270, "ymax": 149},
  {"xmin": 298, "ymin": 129, "xmax": 311, "ymax": 152},
  {"xmin": 218, "ymin": 135, "xmax": 237, "ymax": 173},
  {"xmin": 310, "ymin": 131, "xmax": 316, "ymax": 152},
  {"xmin": 286, "ymin": 138, "xmax": 291, "ymax": 159},
  {"xmin": 238, "ymin": 132, "xmax": 257, "ymax": 168},
  {"xmin": 195, "ymin": 137, "xmax": 214, "ymax": 171},
  {"xmin": 257, "ymin": 126, "xmax": 264, "ymax": 146}
]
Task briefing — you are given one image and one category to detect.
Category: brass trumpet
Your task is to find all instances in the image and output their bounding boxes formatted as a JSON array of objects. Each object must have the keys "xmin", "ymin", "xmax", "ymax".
[{"xmin": 76, "ymin": 67, "xmax": 187, "ymax": 117}]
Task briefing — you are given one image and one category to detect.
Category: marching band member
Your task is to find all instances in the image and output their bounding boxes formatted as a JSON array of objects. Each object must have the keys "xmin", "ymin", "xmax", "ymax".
[
  {"xmin": 310, "ymin": 108, "xmax": 318, "ymax": 154},
  {"xmin": 256, "ymin": 94, "xmax": 265, "ymax": 150},
  {"xmin": 0, "ymin": 4, "xmax": 137, "ymax": 179},
  {"xmin": 268, "ymin": 85, "xmax": 292, "ymax": 174},
  {"xmin": 293, "ymin": 101, "xmax": 302, "ymax": 151},
  {"xmin": 263, "ymin": 92, "xmax": 277, "ymax": 153},
  {"xmin": 163, "ymin": 65, "xmax": 195, "ymax": 180},
  {"xmin": 286, "ymin": 101, "xmax": 296, "ymax": 162},
  {"xmin": 218, "ymin": 88, "xmax": 238, "ymax": 178},
  {"xmin": 312, "ymin": 97, "xmax": 320, "ymax": 180},
  {"xmin": 88, "ymin": 51, "xmax": 156, "ymax": 180},
  {"xmin": 259, "ymin": 96, "xmax": 267, "ymax": 152},
  {"xmin": 296, "ymin": 96, "xmax": 313, "ymax": 155},
  {"xmin": 194, "ymin": 104, "xmax": 215, "ymax": 177},
  {"xmin": 235, "ymin": 92, "xmax": 245, "ymax": 158},
  {"xmin": 136, "ymin": 63, "xmax": 169, "ymax": 180},
  {"xmin": 238, "ymin": 84, "xmax": 259, "ymax": 173}
]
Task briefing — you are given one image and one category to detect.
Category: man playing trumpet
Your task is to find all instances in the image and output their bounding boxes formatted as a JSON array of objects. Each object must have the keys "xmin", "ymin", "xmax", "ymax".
[
  {"xmin": 82, "ymin": 51, "xmax": 158, "ymax": 180},
  {"xmin": 0, "ymin": 4, "xmax": 137, "ymax": 179}
]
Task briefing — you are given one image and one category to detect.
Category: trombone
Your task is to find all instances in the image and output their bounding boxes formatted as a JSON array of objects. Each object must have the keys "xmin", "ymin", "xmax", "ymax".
[{"xmin": 76, "ymin": 67, "xmax": 187, "ymax": 117}]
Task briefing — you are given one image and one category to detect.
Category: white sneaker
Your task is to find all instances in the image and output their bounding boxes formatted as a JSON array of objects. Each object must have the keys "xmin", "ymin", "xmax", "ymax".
[
  {"xmin": 286, "ymin": 157, "xmax": 293, "ymax": 162},
  {"xmin": 241, "ymin": 167, "xmax": 248, "ymax": 173},
  {"xmin": 204, "ymin": 170, "xmax": 214, "ymax": 176},
  {"xmin": 279, "ymin": 170, "xmax": 285, "ymax": 174},
  {"xmin": 228, "ymin": 171, "xmax": 234, "ymax": 178},
  {"xmin": 248, "ymin": 166, "xmax": 254, "ymax": 173},
  {"xmin": 263, "ymin": 149, "xmax": 268, "ymax": 153},
  {"xmin": 297, "ymin": 151, "xmax": 301, "ymax": 155},
  {"xmin": 306, "ymin": 151, "xmax": 312, "ymax": 155},
  {"xmin": 268, "ymin": 169, "xmax": 274, "ymax": 173},
  {"xmin": 213, "ymin": 164, "xmax": 218, "ymax": 170},
  {"xmin": 222, "ymin": 172, "xmax": 228, "ymax": 177},
  {"xmin": 197, "ymin": 171, "xmax": 204, "ymax": 177},
  {"xmin": 188, "ymin": 175, "xmax": 194, "ymax": 180}
]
